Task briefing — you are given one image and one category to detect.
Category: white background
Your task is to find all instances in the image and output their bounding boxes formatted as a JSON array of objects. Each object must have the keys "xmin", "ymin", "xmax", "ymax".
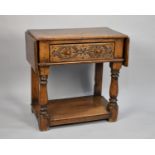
[{"xmin": 0, "ymin": 15, "xmax": 155, "ymax": 138}]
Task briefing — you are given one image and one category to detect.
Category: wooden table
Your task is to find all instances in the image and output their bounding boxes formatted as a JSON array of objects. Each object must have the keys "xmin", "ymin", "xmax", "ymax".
[{"xmin": 25, "ymin": 27, "xmax": 129, "ymax": 131}]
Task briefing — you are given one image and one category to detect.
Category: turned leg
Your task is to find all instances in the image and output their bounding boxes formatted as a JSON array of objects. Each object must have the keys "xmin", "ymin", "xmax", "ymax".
[
  {"xmin": 38, "ymin": 67, "xmax": 49, "ymax": 131},
  {"xmin": 31, "ymin": 68, "xmax": 39, "ymax": 110},
  {"xmin": 107, "ymin": 62, "xmax": 122, "ymax": 122},
  {"xmin": 94, "ymin": 63, "xmax": 103, "ymax": 96}
]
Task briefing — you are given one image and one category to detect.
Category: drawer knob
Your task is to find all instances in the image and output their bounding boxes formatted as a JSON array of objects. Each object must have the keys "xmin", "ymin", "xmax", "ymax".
[
  {"xmin": 64, "ymin": 50, "xmax": 71, "ymax": 55},
  {"xmin": 96, "ymin": 50, "xmax": 102, "ymax": 54}
]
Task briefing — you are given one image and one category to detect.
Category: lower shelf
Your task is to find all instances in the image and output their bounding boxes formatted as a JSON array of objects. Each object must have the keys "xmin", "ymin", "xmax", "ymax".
[{"xmin": 32, "ymin": 96, "xmax": 110, "ymax": 127}]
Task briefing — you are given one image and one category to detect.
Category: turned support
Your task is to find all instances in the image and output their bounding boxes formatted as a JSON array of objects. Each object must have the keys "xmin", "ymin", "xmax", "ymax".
[
  {"xmin": 107, "ymin": 62, "xmax": 122, "ymax": 122},
  {"xmin": 94, "ymin": 63, "xmax": 103, "ymax": 96},
  {"xmin": 31, "ymin": 68, "xmax": 39, "ymax": 106},
  {"xmin": 38, "ymin": 67, "xmax": 49, "ymax": 131}
]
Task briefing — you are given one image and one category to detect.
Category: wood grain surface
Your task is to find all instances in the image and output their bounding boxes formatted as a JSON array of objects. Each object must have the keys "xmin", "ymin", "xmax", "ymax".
[
  {"xmin": 32, "ymin": 96, "xmax": 110, "ymax": 126},
  {"xmin": 27, "ymin": 27, "xmax": 128, "ymax": 41},
  {"xmin": 26, "ymin": 27, "xmax": 129, "ymax": 131}
]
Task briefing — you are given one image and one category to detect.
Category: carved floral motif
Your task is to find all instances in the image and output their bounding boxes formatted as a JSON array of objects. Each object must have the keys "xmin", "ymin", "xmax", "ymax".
[{"xmin": 50, "ymin": 43, "xmax": 114, "ymax": 62}]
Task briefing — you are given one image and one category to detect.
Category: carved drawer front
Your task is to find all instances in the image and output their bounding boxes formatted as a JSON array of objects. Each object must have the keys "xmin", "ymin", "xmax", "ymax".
[{"xmin": 49, "ymin": 42, "xmax": 115, "ymax": 63}]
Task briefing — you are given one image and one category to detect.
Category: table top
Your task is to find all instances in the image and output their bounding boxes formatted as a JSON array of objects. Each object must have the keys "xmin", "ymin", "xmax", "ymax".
[{"xmin": 27, "ymin": 27, "xmax": 128, "ymax": 41}]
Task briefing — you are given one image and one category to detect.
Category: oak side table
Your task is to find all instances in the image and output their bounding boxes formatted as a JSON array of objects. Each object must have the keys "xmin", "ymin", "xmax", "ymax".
[{"xmin": 25, "ymin": 27, "xmax": 129, "ymax": 131}]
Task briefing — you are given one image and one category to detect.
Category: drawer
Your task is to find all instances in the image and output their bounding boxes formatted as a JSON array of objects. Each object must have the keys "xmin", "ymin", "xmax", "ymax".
[{"xmin": 49, "ymin": 42, "xmax": 115, "ymax": 63}]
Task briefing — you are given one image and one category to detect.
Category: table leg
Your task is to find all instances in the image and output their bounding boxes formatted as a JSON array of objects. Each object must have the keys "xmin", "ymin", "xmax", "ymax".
[
  {"xmin": 94, "ymin": 63, "xmax": 103, "ymax": 96},
  {"xmin": 107, "ymin": 62, "xmax": 122, "ymax": 122},
  {"xmin": 38, "ymin": 67, "xmax": 49, "ymax": 131},
  {"xmin": 31, "ymin": 68, "xmax": 39, "ymax": 108}
]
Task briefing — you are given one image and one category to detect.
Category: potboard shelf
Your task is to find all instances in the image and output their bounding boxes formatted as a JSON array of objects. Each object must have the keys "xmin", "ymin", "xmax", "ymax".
[{"xmin": 32, "ymin": 96, "xmax": 110, "ymax": 127}]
